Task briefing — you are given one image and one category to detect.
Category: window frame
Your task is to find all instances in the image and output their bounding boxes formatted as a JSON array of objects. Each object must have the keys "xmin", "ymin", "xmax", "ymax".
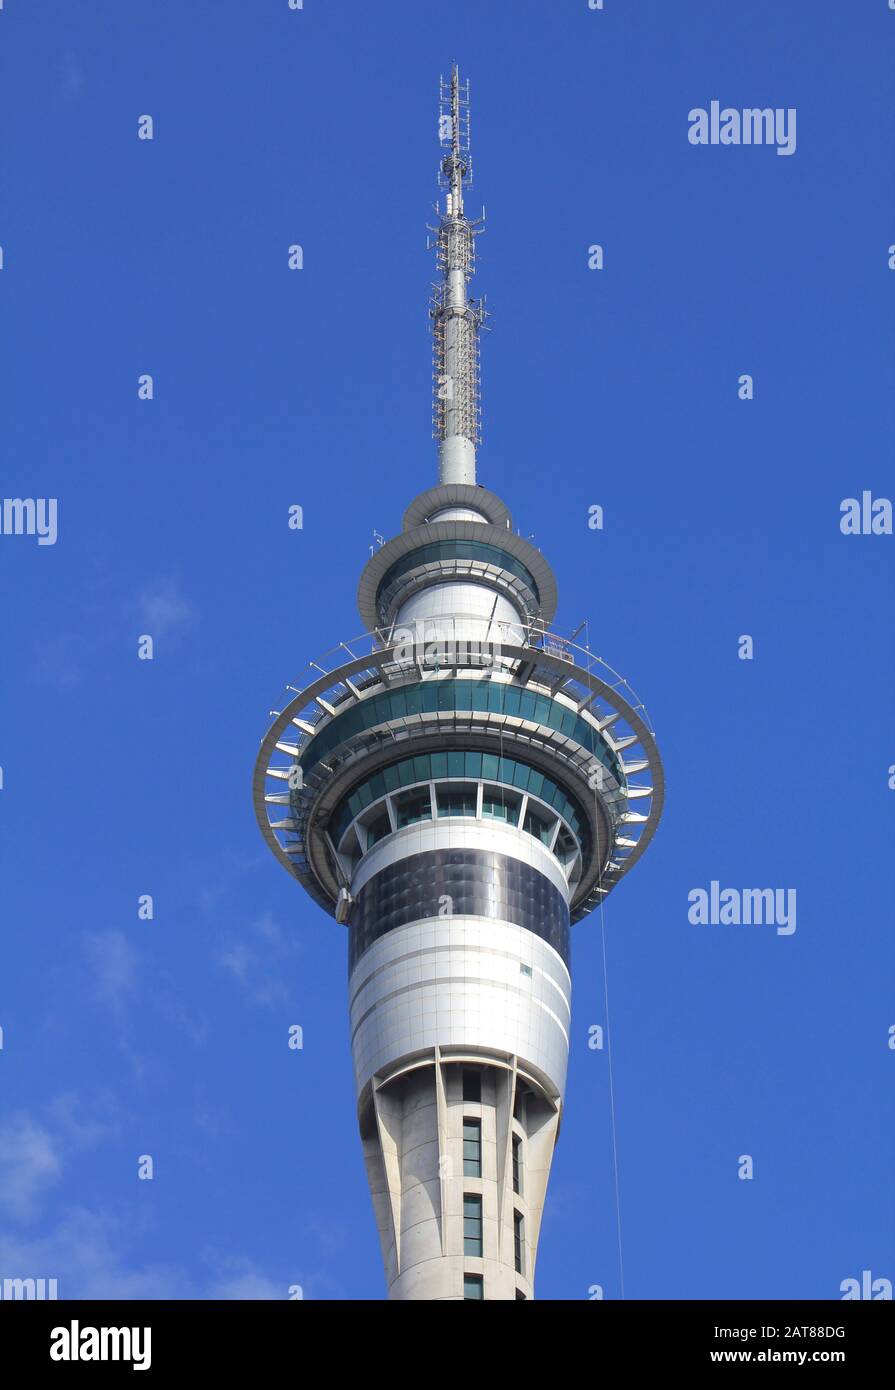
[
  {"xmin": 464, "ymin": 1193, "xmax": 484, "ymax": 1258},
  {"xmin": 463, "ymin": 1117, "xmax": 483, "ymax": 1178},
  {"xmin": 513, "ymin": 1209, "xmax": 525, "ymax": 1276}
]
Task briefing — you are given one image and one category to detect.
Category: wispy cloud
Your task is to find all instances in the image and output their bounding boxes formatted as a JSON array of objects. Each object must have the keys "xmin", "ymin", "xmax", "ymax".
[
  {"xmin": 81, "ymin": 929, "xmax": 139, "ymax": 1012},
  {"xmin": 0, "ymin": 1094, "xmax": 121, "ymax": 1225},
  {"xmin": 157, "ymin": 993, "xmax": 210, "ymax": 1047},
  {"xmin": 0, "ymin": 1209, "xmax": 190, "ymax": 1298},
  {"xmin": 30, "ymin": 568, "xmax": 197, "ymax": 686},
  {"xmin": 0, "ymin": 1099, "xmax": 337, "ymax": 1297},
  {"xmin": 216, "ymin": 911, "xmax": 301, "ymax": 1007},
  {"xmin": 46, "ymin": 1091, "xmax": 120, "ymax": 1151},
  {"xmin": 0, "ymin": 1210, "xmax": 323, "ymax": 1300},
  {"xmin": 0, "ymin": 1114, "xmax": 63, "ymax": 1222},
  {"xmin": 137, "ymin": 577, "xmax": 196, "ymax": 640}
]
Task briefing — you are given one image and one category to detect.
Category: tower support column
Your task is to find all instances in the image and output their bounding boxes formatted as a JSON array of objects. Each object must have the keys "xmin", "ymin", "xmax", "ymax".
[{"xmin": 361, "ymin": 1050, "xmax": 560, "ymax": 1300}]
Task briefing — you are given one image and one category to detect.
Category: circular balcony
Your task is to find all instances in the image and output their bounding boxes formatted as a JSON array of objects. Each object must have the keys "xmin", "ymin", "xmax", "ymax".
[{"xmin": 253, "ymin": 621, "xmax": 664, "ymax": 925}]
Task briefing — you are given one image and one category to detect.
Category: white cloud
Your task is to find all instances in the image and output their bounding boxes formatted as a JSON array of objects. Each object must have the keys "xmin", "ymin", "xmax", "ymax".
[
  {"xmin": 81, "ymin": 930, "xmax": 139, "ymax": 1011},
  {"xmin": 0, "ymin": 1101, "xmax": 333, "ymax": 1298},
  {"xmin": 0, "ymin": 1211, "xmax": 305, "ymax": 1300},
  {"xmin": 137, "ymin": 578, "xmax": 196, "ymax": 640},
  {"xmin": 0, "ymin": 1114, "xmax": 63, "ymax": 1222},
  {"xmin": 46, "ymin": 1092, "xmax": 119, "ymax": 1150},
  {"xmin": 216, "ymin": 912, "xmax": 301, "ymax": 1008}
]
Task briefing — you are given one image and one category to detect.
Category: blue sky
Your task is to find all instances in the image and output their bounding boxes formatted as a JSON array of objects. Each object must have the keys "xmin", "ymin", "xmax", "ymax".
[{"xmin": 0, "ymin": 0, "xmax": 892, "ymax": 1300}]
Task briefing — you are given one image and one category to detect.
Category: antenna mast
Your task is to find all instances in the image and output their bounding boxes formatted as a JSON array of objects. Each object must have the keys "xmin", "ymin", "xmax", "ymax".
[{"xmin": 431, "ymin": 66, "xmax": 485, "ymax": 486}]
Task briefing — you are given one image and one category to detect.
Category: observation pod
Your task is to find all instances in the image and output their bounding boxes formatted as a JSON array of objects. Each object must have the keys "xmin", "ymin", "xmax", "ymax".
[{"xmin": 253, "ymin": 70, "xmax": 663, "ymax": 1300}]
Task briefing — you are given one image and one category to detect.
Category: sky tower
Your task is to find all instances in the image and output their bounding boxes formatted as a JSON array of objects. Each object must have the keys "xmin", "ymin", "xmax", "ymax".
[{"xmin": 253, "ymin": 68, "xmax": 664, "ymax": 1301}]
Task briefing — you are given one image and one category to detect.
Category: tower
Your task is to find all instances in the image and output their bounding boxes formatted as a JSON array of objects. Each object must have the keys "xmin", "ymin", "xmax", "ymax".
[{"xmin": 253, "ymin": 68, "xmax": 664, "ymax": 1300}]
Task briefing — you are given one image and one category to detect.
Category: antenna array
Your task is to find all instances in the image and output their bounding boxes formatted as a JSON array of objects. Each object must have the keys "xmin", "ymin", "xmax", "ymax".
[{"xmin": 430, "ymin": 67, "xmax": 486, "ymax": 482}]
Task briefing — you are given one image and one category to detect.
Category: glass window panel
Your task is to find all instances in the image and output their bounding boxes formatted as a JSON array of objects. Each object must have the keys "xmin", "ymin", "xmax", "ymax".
[
  {"xmin": 365, "ymin": 808, "xmax": 392, "ymax": 847},
  {"xmin": 462, "ymin": 1069, "xmax": 481, "ymax": 1102},
  {"xmin": 463, "ymin": 1195, "xmax": 483, "ymax": 1257},
  {"xmin": 556, "ymin": 830, "xmax": 577, "ymax": 864},
  {"xmin": 482, "ymin": 788, "xmax": 520, "ymax": 825},
  {"xmin": 447, "ymin": 751, "xmax": 465, "ymax": 778},
  {"xmin": 481, "ymin": 753, "xmax": 499, "ymax": 780},
  {"xmin": 514, "ymin": 1210, "xmax": 524, "ymax": 1275},
  {"xmin": 394, "ymin": 789, "xmax": 432, "ymax": 829},
  {"xmin": 464, "ymin": 751, "xmax": 482, "ymax": 779},
  {"xmin": 334, "ymin": 748, "xmax": 587, "ymax": 868},
  {"xmin": 524, "ymin": 807, "xmax": 555, "ymax": 845},
  {"xmin": 531, "ymin": 696, "xmax": 549, "ymax": 725},
  {"xmin": 412, "ymin": 755, "xmax": 430, "ymax": 783},
  {"xmin": 463, "ymin": 1119, "xmax": 482, "ymax": 1177},
  {"xmin": 378, "ymin": 543, "xmax": 539, "ymax": 603},
  {"xmin": 437, "ymin": 788, "xmax": 477, "ymax": 818},
  {"xmin": 527, "ymin": 770, "xmax": 545, "ymax": 799}
]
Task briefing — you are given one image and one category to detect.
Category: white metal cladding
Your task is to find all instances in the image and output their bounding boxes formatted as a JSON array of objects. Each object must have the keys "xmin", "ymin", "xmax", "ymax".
[
  {"xmin": 394, "ymin": 582, "xmax": 527, "ymax": 647},
  {"xmin": 348, "ymin": 917, "xmax": 572, "ymax": 1102},
  {"xmin": 350, "ymin": 818, "xmax": 571, "ymax": 901}
]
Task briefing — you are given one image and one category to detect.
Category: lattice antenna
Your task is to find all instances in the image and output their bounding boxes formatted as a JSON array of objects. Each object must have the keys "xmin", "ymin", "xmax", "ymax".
[{"xmin": 430, "ymin": 65, "xmax": 485, "ymax": 486}]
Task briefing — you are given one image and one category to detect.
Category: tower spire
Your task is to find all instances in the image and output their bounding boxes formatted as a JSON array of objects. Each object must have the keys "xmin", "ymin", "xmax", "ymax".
[{"xmin": 432, "ymin": 66, "xmax": 484, "ymax": 486}]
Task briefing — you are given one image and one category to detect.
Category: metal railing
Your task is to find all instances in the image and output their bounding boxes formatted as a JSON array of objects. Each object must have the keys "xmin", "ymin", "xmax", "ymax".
[{"xmin": 265, "ymin": 618, "xmax": 657, "ymax": 741}]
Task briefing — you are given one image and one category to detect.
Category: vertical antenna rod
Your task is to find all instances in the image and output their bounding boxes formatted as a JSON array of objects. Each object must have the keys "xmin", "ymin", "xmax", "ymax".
[{"xmin": 432, "ymin": 66, "xmax": 484, "ymax": 486}]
